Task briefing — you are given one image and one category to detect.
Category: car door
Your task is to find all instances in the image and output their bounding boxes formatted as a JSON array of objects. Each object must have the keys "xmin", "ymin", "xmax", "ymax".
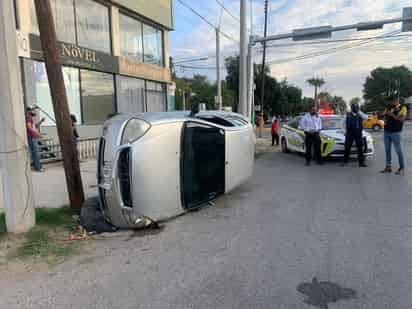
[
  {"xmin": 286, "ymin": 118, "xmax": 305, "ymax": 152},
  {"xmin": 181, "ymin": 121, "xmax": 225, "ymax": 209}
]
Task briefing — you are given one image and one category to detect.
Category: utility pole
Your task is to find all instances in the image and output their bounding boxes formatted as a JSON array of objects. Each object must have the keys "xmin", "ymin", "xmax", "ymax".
[
  {"xmin": 182, "ymin": 90, "xmax": 186, "ymax": 110},
  {"xmin": 33, "ymin": 0, "xmax": 84, "ymax": 211},
  {"xmin": 0, "ymin": 0, "xmax": 35, "ymax": 233},
  {"xmin": 239, "ymin": 0, "xmax": 247, "ymax": 116},
  {"xmin": 259, "ymin": 0, "xmax": 269, "ymax": 137},
  {"xmin": 216, "ymin": 27, "xmax": 222, "ymax": 110}
]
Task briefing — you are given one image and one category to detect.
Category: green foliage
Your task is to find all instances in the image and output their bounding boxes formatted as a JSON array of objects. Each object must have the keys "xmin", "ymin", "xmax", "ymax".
[
  {"xmin": 319, "ymin": 92, "xmax": 348, "ymax": 115},
  {"xmin": 363, "ymin": 66, "xmax": 412, "ymax": 112},
  {"xmin": 2, "ymin": 207, "xmax": 79, "ymax": 263},
  {"xmin": 0, "ymin": 212, "xmax": 6, "ymax": 238},
  {"xmin": 306, "ymin": 77, "xmax": 325, "ymax": 89},
  {"xmin": 35, "ymin": 207, "xmax": 78, "ymax": 231},
  {"xmin": 14, "ymin": 228, "xmax": 74, "ymax": 260}
]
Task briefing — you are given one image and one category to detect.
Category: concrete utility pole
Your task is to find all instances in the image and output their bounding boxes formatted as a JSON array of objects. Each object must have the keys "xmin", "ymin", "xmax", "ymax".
[
  {"xmin": 182, "ymin": 90, "xmax": 186, "ymax": 110},
  {"xmin": 0, "ymin": 0, "xmax": 35, "ymax": 233},
  {"xmin": 216, "ymin": 27, "xmax": 222, "ymax": 110},
  {"xmin": 33, "ymin": 0, "xmax": 85, "ymax": 211},
  {"xmin": 239, "ymin": 0, "xmax": 248, "ymax": 116}
]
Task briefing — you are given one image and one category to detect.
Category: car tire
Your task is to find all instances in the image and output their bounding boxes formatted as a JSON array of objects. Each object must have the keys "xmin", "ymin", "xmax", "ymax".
[
  {"xmin": 281, "ymin": 138, "xmax": 289, "ymax": 153},
  {"xmin": 372, "ymin": 124, "xmax": 381, "ymax": 132}
]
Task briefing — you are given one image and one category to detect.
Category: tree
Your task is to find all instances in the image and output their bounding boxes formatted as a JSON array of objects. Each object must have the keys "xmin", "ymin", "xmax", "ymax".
[
  {"xmin": 174, "ymin": 75, "xmax": 236, "ymax": 111},
  {"xmin": 306, "ymin": 77, "xmax": 325, "ymax": 108},
  {"xmin": 350, "ymin": 97, "xmax": 361, "ymax": 106},
  {"xmin": 363, "ymin": 66, "xmax": 412, "ymax": 112},
  {"xmin": 319, "ymin": 92, "xmax": 347, "ymax": 114}
]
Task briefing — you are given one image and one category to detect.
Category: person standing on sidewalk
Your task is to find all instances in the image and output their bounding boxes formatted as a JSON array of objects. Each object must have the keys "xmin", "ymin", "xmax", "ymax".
[
  {"xmin": 299, "ymin": 106, "xmax": 323, "ymax": 166},
  {"xmin": 342, "ymin": 102, "xmax": 368, "ymax": 167},
  {"xmin": 26, "ymin": 106, "xmax": 44, "ymax": 172},
  {"xmin": 380, "ymin": 96, "xmax": 407, "ymax": 175},
  {"xmin": 271, "ymin": 116, "xmax": 280, "ymax": 146}
]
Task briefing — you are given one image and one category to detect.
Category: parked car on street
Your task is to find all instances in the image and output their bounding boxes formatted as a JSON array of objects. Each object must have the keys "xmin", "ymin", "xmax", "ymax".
[
  {"xmin": 98, "ymin": 111, "xmax": 255, "ymax": 228},
  {"xmin": 363, "ymin": 114, "xmax": 385, "ymax": 131},
  {"xmin": 280, "ymin": 115, "xmax": 375, "ymax": 158}
]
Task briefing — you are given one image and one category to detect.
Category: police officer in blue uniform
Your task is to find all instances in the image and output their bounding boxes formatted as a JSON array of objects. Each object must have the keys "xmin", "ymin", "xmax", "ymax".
[{"xmin": 342, "ymin": 103, "xmax": 368, "ymax": 167}]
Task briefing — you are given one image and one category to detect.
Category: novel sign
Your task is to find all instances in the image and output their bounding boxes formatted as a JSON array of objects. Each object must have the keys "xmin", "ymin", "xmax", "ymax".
[{"xmin": 29, "ymin": 34, "xmax": 118, "ymax": 73}]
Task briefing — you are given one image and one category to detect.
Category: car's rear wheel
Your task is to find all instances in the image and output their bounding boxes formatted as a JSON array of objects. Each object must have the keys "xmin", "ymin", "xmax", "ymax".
[
  {"xmin": 372, "ymin": 124, "xmax": 381, "ymax": 132},
  {"xmin": 281, "ymin": 138, "xmax": 289, "ymax": 153}
]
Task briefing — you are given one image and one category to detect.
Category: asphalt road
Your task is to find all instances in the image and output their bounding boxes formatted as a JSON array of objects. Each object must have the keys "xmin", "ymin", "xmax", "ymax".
[{"xmin": 1, "ymin": 126, "xmax": 412, "ymax": 309}]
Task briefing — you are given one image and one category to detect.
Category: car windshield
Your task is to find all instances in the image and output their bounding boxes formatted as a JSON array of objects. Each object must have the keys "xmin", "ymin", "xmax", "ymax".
[{"xmin": 321, "ymin": 117, "xmax": 344, "ymax": 130}]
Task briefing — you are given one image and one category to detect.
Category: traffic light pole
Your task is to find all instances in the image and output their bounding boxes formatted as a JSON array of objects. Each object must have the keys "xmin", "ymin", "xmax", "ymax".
[{"xmin": 245, "ymin": 8, "xmax": 412, "ymax": 119}]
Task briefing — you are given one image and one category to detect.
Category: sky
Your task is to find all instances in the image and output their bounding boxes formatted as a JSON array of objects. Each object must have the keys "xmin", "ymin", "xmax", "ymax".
[{"xmin": 169, "ymin": 0, "xmax": 412, "ymax": 102}]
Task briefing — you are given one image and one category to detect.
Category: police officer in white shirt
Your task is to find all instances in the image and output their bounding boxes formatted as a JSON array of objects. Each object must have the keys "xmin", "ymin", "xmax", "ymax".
[{"xmin": 299, "ymin": 106, "xmax": 323, "ymax": 166}]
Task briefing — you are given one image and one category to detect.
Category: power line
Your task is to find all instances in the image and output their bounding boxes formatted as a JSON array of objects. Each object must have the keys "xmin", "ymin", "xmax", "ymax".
[
  {"xmin": 215, "ymin": 0, "xmax": 240, "ymax": 23},
  {"xmin": 266, "ymin": 30, "xmax": 403, "ymax": 65},
  {"xmin": 176, "ymin": 0, "xmax": 239, "ymax": 43},
  {"xmin": 255, "ymin": 33, "xmax": 412, "ymax": 50},
  {"xmin": 175, "ymin": 64, "xmax": 226, "ymax": 70}
]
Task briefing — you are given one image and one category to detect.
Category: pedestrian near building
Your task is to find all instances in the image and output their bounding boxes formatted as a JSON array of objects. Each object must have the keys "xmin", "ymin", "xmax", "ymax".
[
  {"xmin": 271, "ymin": 116, "xmax": 279, "ymax": 146},
  {"xmin": 380, "ymin": 96, "xmax": 407, "ymax": 175},
  {"xmin": 71, "ymin": 114, "xmax": 80, "ymax": 147},
  {"xmin": 342, "ymin": 103, "xmax": 368, "ymax": 167},
  {"xmin": 299, "ymin": 107, "xmax": 323, "ymax": 166},
  {"xmin": 26, "ymin": 106, "xmax": 44, "ymax": 172}
]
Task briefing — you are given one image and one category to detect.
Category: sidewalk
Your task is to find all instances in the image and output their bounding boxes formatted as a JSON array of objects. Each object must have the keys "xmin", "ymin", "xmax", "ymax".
[{"xmin": 0, "ymin": 160, "xmax": 98, "ymax": 211}]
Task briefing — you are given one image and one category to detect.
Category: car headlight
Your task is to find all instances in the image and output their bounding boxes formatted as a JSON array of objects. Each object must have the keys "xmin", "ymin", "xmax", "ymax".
[{"xmin": 121, "ymin": 118, "xmax": 150, "ymax": 145}]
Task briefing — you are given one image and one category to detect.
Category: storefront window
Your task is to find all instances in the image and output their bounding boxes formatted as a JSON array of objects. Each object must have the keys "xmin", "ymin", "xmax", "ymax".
[
  {"xmin": 146, "ymin": 81, "xmax": 166, "ymax": 112},
  {"xmin": 143, "ymin": 24, "xmax": 163, "ymax": 67},
  {"xmin": 23, "ymin": 59, "xmax": 81, "ymax": 126},
  {"xmin": 116, "ymin": 76, "xmax": 145, "ymax": 113},
  {"xmin": 80, "ymin": 70, "xmax": 115, "ymax": 125},
  {"xmin": 119, "ymin": 14, "xmax": 143, "ymax": 62},
  {"xmin": 75, "ymin": 0, "xmax": 111, "ymax": 53},
  {"xmin": 29, "ymin": 0, "xmax": 76, "ymax": 44}
]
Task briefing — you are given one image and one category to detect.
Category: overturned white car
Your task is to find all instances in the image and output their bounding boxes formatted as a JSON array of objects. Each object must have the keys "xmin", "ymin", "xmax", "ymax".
[{"xmin": 98, "ymin": 111, "xmax": 255, "ymax": 228}]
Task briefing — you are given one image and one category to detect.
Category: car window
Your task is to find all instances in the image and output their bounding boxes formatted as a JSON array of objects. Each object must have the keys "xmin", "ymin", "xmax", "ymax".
[
  {"xmin": 321, "ymin": 118, "xmax": 344, "ymax": 130},
  {"xmin": 225, "ymin": 116, "xmax": 248, "ymax": 126},
  {"xmin": 196, "ymin": 116, "xmax": 235, "ymax": 127}
]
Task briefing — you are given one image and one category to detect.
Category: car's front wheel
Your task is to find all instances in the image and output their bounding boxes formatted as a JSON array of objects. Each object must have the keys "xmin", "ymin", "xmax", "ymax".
[
  {"xmin": 372, "ymin": 124, "xmax": 381, "ymax": 132},
  {"xmin": 281, "ymin": 138, "xmax": 289, "ymax": 153}
]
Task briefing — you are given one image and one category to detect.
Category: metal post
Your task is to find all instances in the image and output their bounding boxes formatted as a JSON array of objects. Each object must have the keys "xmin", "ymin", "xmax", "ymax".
[
  {"xmin": 216, "ymin": 28, "xmax": 222, "ymax": 110},
  {"xmin": 246, "ymin": 40, "xmax": 254, "ymax": 119},
  {"xmin": 0, "ymin": 0, "xmax": 35, "ymax": 233},
  {"xmin": 33, "ymin": 0, "xmax": 85, "ymax": 211},
  {"xmin": 239, "ymin": 0, "xmax": 248, "ymax": 116},
  {"xmin": 259, "ymin": 0, "xmax": 269, "ymax": 137}
]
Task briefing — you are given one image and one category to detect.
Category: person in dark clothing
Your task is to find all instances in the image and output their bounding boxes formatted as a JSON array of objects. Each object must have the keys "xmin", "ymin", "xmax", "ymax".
[
  {"xmin": 342, "ymin": 103, "xmax": 368, "ymax": 167},
  {"xmin": 380, "ymin": 96, "xmax": 407, "ymax": 175},
  {"xmin": 70, "ymin": 114, "xmax": 80, "ymax": 147}
]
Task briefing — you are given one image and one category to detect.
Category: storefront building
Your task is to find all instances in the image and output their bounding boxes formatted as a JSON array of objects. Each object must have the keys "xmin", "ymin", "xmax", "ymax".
[{"xmin": 15, "ymin": 0, "xmax": 174, "ymax": 138}]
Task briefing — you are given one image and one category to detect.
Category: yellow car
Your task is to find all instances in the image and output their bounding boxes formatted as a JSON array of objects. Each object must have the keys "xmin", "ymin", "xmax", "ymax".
[{"xmin": 363, "ymin": 114, "xmax": 384, "ymax": 131}]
